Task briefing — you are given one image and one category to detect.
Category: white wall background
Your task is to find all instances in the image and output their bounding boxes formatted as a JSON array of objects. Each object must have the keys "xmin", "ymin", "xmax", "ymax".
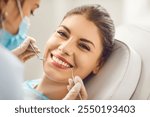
[
  {"xmin": 24, "ymin": 0, "xmax": 150, "ymax": 80},
  {"xmin": 123, "ymin": 0, "xmax": 150, "ymax": 24}
]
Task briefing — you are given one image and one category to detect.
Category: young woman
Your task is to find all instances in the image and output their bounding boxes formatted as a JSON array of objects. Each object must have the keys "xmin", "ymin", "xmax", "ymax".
[{"xmin": 24, "ymin": 4, "xmax": 115, "ymax": 100}]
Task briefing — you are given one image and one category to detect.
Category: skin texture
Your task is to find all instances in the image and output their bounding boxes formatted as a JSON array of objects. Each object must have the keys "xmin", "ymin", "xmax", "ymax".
[
  {"xmin": 1, "ymin": 0, "xmax": 40, "ymax": 34},
  {"xmin": 0, "ymin": 0, "xmax": 40, "ymax": 62},
  {"xmin": 36, "ymin": 15, "xmax": 103, "ymax": 100}
]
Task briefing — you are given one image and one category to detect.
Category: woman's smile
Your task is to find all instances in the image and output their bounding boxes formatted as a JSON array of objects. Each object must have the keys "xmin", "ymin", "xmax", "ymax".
[
  {"xmin": 43, "ymin": 15, "xmax": 103, "ymax": 82},
  {"xmin": 48, "ymin": 52, "xmax": 74, "ymax": 70}
]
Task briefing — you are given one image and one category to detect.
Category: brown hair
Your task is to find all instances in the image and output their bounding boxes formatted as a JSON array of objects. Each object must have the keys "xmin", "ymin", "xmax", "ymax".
[{"xmin": 62, "ymin": 4, "xmax": 115, "ymax": 66}]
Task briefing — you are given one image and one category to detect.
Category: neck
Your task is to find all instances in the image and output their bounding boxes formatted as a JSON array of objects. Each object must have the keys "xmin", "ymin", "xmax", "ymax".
[{"xmin": 36, "ymin": 74, "xmax": 68, "ymax": 100}]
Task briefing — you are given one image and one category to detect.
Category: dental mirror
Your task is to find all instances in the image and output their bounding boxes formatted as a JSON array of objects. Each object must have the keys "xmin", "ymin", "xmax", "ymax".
[
  {"xmin": 29, "ymin": 43, "xmax": 44, "ymax": 61},
  {"xmin": 71, "ymin": 68, "xmax": 82, "ymax": 100}
]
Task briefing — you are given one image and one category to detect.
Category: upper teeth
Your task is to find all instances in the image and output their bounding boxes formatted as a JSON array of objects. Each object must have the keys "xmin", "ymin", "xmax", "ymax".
[{"xmin": 52, "ymin": 55, "xmax": 70, "ymax": 67}]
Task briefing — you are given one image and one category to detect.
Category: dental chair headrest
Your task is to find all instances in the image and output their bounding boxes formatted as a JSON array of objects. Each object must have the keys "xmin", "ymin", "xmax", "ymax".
[
  {"xmin": 85, "ymin": 39, "xmax": 142, "ymax": 100},
  {"xmin": 115, "ymin": 24, "xmax": 150, "ymax": 99}
]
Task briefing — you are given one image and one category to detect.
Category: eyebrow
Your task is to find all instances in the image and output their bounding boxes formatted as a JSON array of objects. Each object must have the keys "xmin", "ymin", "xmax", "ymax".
[
  {"xmin": 80, "ymin": 38, "xmax": 95, "ymax": 48},
  {"xmin": 59, "ymin": 25, "xmax": 71, "ymax": 34},
  {"xmin": 59, "ymin": 25, "xmax": 95, "ymax": 48}
]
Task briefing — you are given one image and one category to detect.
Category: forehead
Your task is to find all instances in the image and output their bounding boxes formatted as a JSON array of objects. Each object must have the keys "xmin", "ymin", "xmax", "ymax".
[
  {"xmin": 33, "ymin": 0, "xmax": 40, "ymax": 4},
  {"xmin": 60, "ymin": 15, "xmax": 103, "ymax": 48},
  {"xmin": 62, "ymin": 15, "xmax": 97, "ymax": 31},
  {"xmin": 23, "ymin": 0, "xmax": 40, "ymax": 6}
]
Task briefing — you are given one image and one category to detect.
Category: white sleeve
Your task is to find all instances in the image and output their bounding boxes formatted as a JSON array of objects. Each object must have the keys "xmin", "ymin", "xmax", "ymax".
[{"xmin": 0, "ymin": 46, "xmax": 24, "ymax": 99}]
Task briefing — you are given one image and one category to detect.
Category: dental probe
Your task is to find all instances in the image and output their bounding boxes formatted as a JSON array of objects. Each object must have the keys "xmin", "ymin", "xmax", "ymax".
[
  {"xmin": 17, "ymin": 0, "xmax": 44, "ymax": 61},
  {"xmin": 29, "ymin": 42, "xmax": 44, "ymax": 61},
  {"xmin": 71, "ymin": 68, "xmax": 82, "ymax": 100}
]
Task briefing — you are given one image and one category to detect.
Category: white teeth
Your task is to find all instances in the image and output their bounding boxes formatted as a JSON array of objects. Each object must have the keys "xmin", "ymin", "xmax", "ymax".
[{"xmin": 52, "ymin": 55, "xmax": 70, "ymax": 68}]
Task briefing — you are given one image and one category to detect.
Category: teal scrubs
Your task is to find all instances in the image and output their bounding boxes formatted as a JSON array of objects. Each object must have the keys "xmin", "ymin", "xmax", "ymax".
[{"xmin": 23, "ymin": 79, "xmax": 49, "ymax": 100}]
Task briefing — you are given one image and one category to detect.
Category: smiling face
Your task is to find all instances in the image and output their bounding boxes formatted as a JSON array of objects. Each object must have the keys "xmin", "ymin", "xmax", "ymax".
[{"xmin": 43, "ymin": 15, "xmax": 103, "ymax": 83}]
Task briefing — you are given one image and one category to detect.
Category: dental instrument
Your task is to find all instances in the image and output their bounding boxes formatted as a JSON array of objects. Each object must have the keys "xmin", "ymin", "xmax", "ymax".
[
  {"xmin": 71, "ymin": 68, "xmax": 82, "ymax": 100},
  {"xmin": 29, "ymin": 43, "xmax": 44, "ymax": 61}
]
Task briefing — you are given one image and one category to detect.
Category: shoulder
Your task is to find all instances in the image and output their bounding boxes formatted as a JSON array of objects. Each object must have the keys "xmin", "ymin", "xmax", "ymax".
[
  {"xmin": 23, "ymin": 79, "xmax": 49, "ymax": 100},
  {"xmin": 0, "ymin": 46, "xmax": 23, "ymax": 99},
  {"xmin": 0, "ymin": 46, "xmax": 23, "ymax": 69},
  {"xmin": 0, "ymin": 46, "xmax": 23, "ymax": 80},
  {"xmin": 23, "ymin": 79, "xmax": 41, "ymax": 89}
]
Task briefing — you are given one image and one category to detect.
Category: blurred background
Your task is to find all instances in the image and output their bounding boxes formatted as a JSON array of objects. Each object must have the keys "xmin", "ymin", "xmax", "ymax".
[{"xmin": 25, "ymin": 0, "xmax": 150, "ymax": 80}]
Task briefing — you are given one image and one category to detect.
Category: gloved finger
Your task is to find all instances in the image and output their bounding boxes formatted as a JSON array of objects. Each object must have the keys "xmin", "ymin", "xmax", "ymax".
[
  {"xmin": 18, "ymin": 49, "xmax": 35, "ymax": 57},
  {"xmin": 23, "ymin": 54, "xmax": 36, "ymax": 62},
  {"xmin": 27, "ymin": 46, "xmax": 40, "ymax": 53},
  {"xmin": 30, "ymin": 44, "xmax": 39, "ymax": 51},
  {"xmin": 19, "ymin": 52, "xmax": 36, "ymax": 62},
  {"xmin": 22, "ymin": 46, "xmax": 40, "ymax": 56},
  {"xmin": 69, "ymin": 79, "xmax": 74, "ymax": 87},
  {"xmin": 67, "ymin": 79, "xmax": 74, "ymax": 91},
  {"xmin": 12, "ymin": 36, "xmax": 39, "ymax": 56},
  {"xmin": 12, "ymin": 38, "xmax": 31, "ymax": 56},
  {"xmin": 63, "ymin": 82, "xmax": 81, "ymax": 100},
  {"xmin": 22, "ymin": 52, "xmax": 36, "ymax": 59},
  {"xmin": 67, "ymin": 85, "xmax": 70, "ymax": 91},
  {"xmin": 74, "ymin": 76, "xmax": 88, "ymax": 100},
  {"xmin": 27, "ymin": 36, "xmax": 36, "ymax": 44},
  {"xmin": 19, "ymin": 48, "xmax": 40, "ymax": 62},
  {"xmin": 20, "ymin": 53, "xmax": 36, "ymax": 62},
  {"xmin": 27, "ymin": 43, "xmax": 40, "ymax": 53}
]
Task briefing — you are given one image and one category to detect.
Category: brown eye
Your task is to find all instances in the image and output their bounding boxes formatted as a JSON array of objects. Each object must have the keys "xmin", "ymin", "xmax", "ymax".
[
  {"xmin": 79, "ymin": 43, "xmax": 91, "ymax": 51},
  {"xmin": 57, "ymin": 31, "xmax": 68, "ymax": 39}
]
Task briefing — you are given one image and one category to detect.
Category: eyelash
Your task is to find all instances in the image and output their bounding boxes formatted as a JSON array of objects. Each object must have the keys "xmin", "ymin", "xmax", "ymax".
[
  {"xmin": 57, "ymin": 31, "xmax": 68, "ymax": 38},
  {"xmin": 31, "ymin": 11, "xmax": 34, "ymax": 16},
  {"xmin": 79, "ymin": 43, "xmax": 91, "ymax": 51},
  {"xmin": 57, "ymin": 30, "xmax": 90, "ymax": 51}
]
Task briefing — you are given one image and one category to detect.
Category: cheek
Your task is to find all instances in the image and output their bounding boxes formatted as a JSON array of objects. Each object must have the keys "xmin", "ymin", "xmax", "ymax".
[
  {"xmin": 22, "ymin": 2, "xmax": 31, "ymax": 16},
  {"xmin": 75, "ymin": 54, "xmax": 99, "ymax": 78},
  {"xmin": 44, "ymin": 37, "xmax": 59, "ymax": 57}
]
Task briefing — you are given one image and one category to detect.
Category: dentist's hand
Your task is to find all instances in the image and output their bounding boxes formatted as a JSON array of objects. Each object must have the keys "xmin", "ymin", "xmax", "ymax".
[
  {"xmin": 63, "ymin": 76, "xmax": 88, "ymax": 100},
  {"xmin": 12, "ymin": 36, "xmax": 40, "ymax": 62}
]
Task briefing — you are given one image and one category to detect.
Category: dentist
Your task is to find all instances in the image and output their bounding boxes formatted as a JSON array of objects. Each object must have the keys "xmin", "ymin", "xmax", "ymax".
[{"xmin": 0, "ymin": 0, "xmax": 40, "ymax": 99}]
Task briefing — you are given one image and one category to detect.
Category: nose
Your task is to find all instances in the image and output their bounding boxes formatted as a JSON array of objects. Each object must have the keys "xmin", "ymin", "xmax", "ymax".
[{"xmin": 58, "ymin": 39, "xmax": 74, "ymax": 56}]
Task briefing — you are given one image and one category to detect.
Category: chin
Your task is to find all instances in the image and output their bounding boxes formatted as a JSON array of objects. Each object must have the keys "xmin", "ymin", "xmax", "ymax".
[{"xmin": 43, "ymin": 65, "xmax": 69, "ymax": 84}]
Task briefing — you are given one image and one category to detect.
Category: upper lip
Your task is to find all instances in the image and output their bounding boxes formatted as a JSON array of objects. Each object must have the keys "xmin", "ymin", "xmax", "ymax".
[{"xmin": 51, "ymin": 53, "xmax": 74, "ymax": 67}]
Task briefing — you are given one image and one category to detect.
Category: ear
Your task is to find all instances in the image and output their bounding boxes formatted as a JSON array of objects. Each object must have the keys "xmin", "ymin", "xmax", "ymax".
[
  {"xmin": 92, "ymin": 65, "xmax": 101, "ymax": 74},
  {"xmin": 92, "ymin": 61, "xmax": 103, "ymax": 74},
  {"xmin": 0, "ymin": 0, "xmax": 9, "ymax": 21},
  {"xmin": 92, "ymin": 56, "xmax": 105, "ymax": 74}
]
